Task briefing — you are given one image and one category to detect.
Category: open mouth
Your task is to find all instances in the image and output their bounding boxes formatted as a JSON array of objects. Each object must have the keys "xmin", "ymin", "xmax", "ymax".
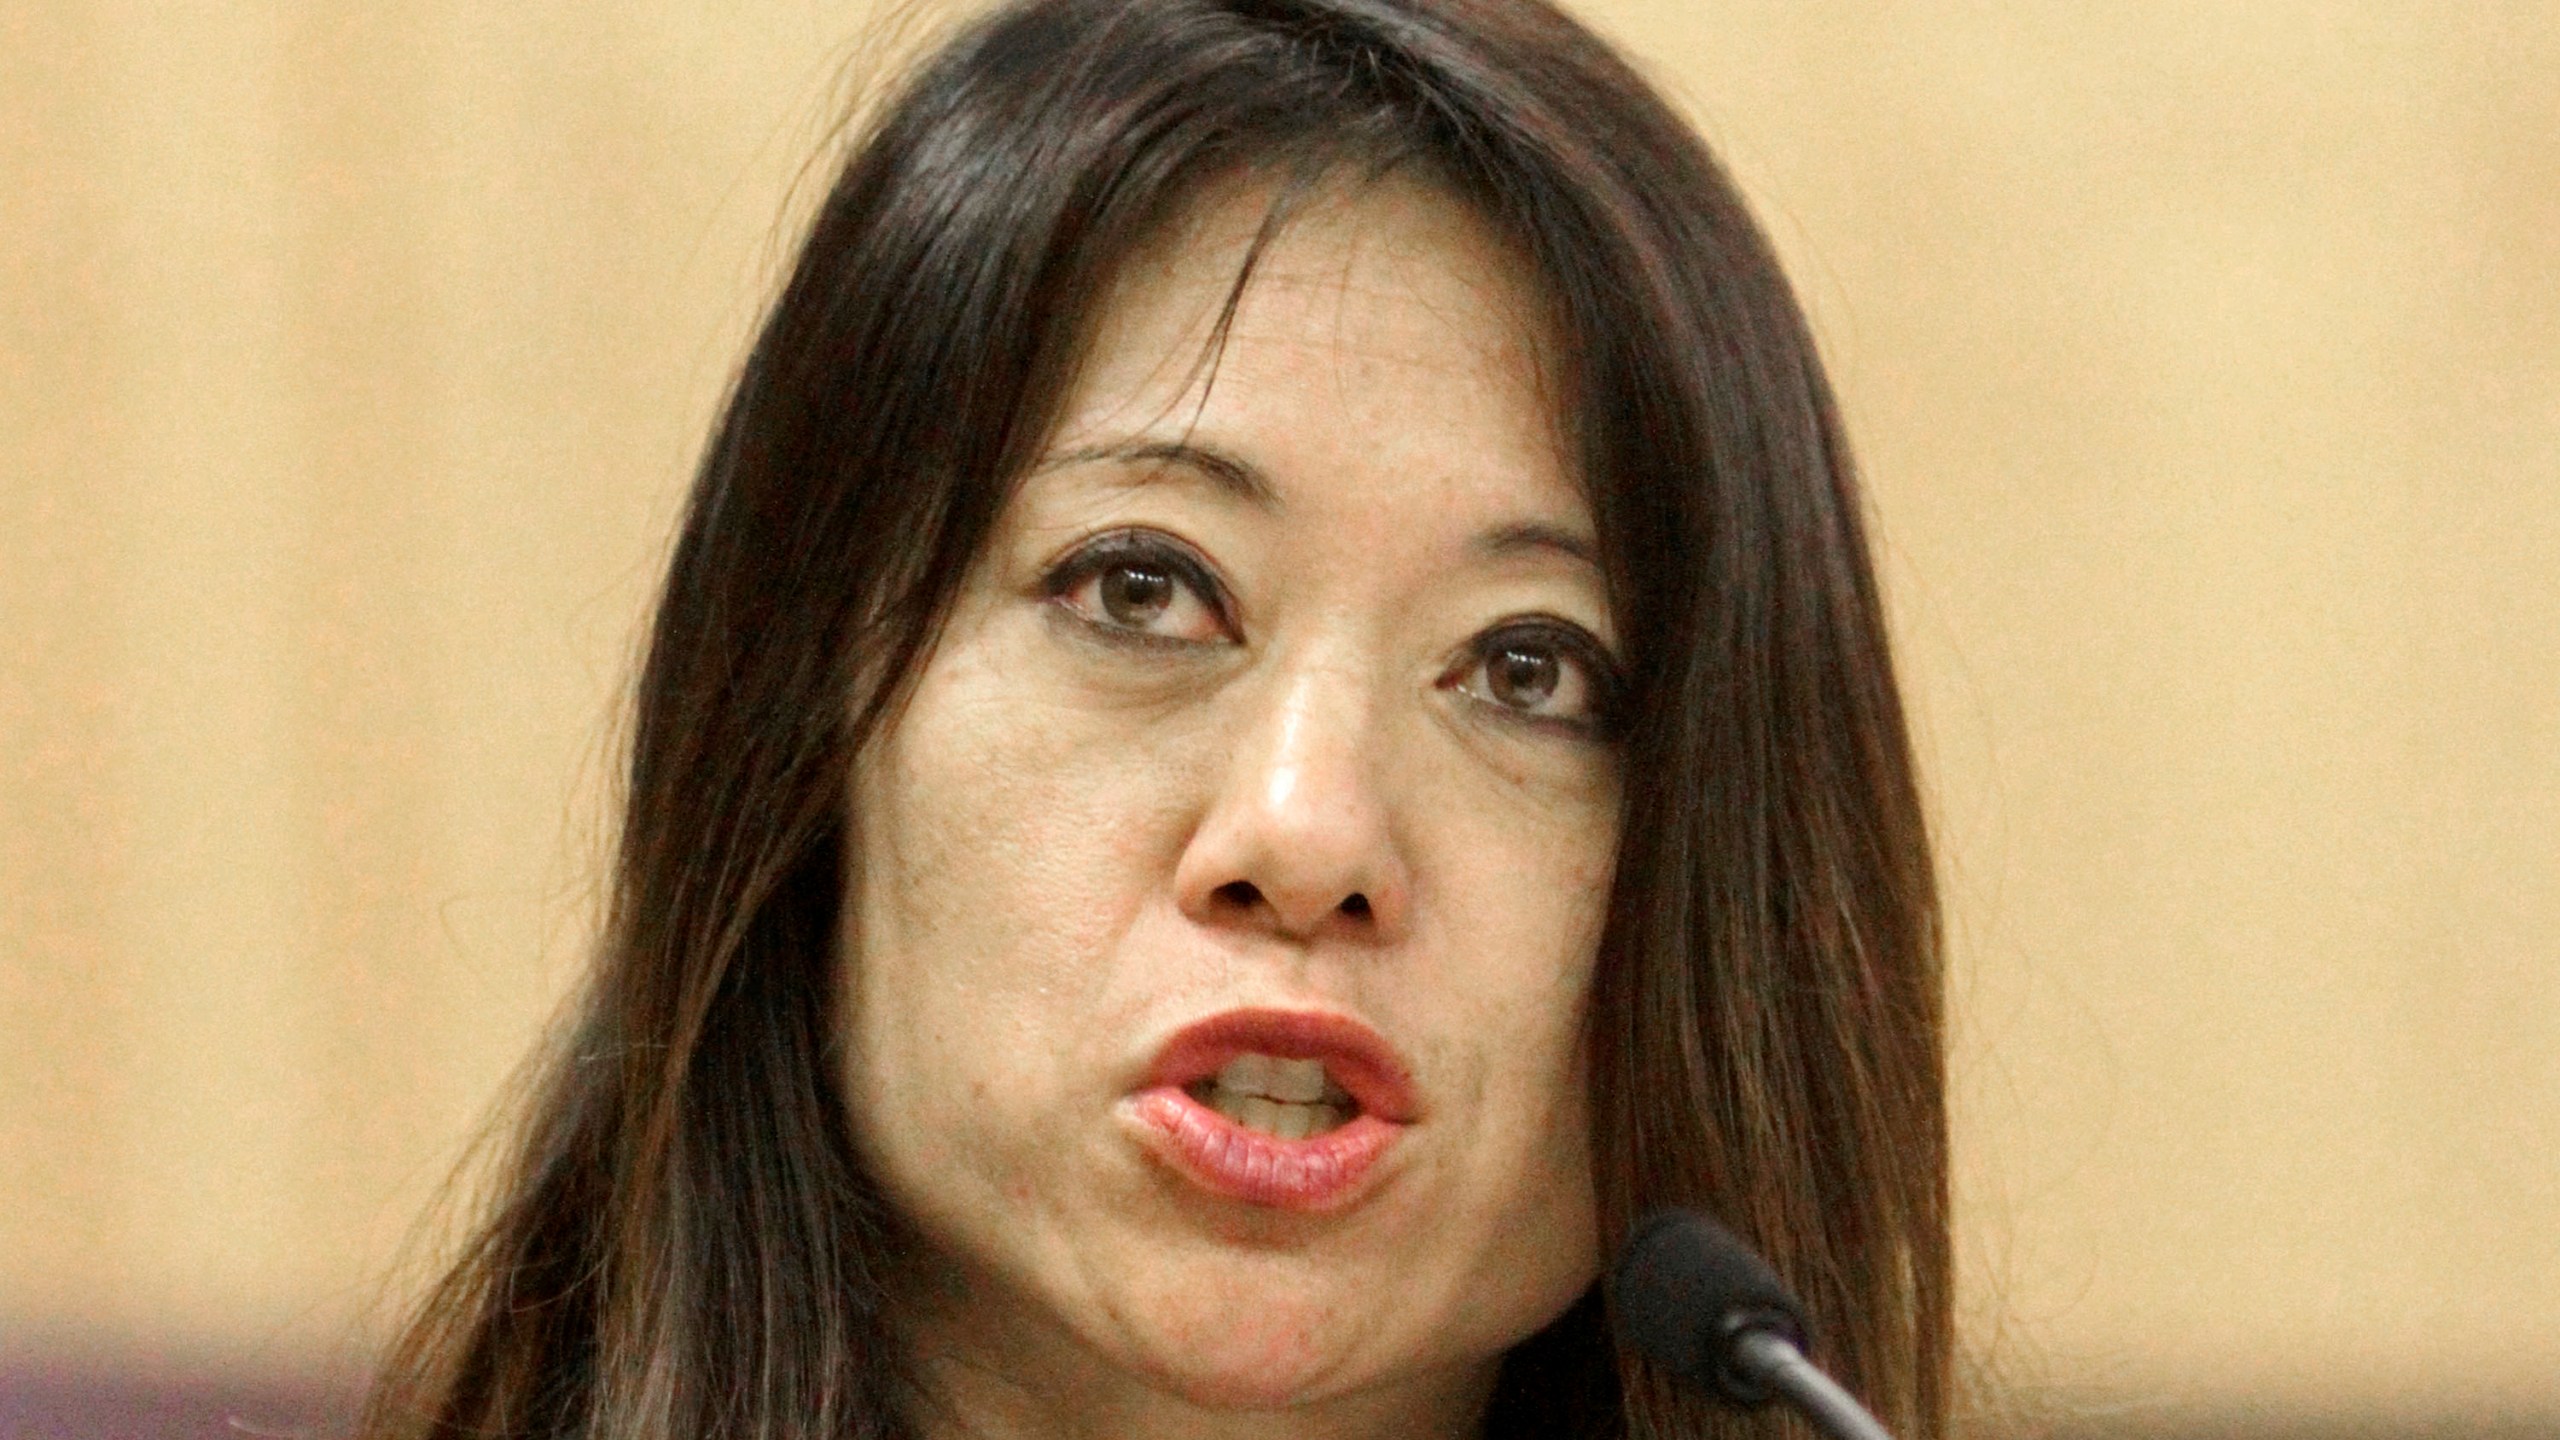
[
  {"xmin": 1182, "ymin": 1053, "xmax": 1359, "ymax": 1139},
  {"xmin": 1125, "ymin": 1007, "xmax": 1418, "ymax": 1211}
]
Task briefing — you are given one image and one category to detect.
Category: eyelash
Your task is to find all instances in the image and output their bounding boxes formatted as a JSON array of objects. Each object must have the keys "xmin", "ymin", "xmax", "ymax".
[
  {"xmin": 1041, "ymin": 530, "xmax": 1235, "ymax": 648},
  {"xmin": 1450, "ymin": 619, "xmax": 1625, "ymax": 742},
  {"xmin": 1039, "ymin": 529, "xmax": 1623, "ymax": 740}
]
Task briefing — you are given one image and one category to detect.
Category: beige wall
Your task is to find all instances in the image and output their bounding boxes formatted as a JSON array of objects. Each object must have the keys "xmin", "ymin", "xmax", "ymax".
[{"xmin": 4, "ymin": 0, "xmax": 2553, "ymax": 1424}]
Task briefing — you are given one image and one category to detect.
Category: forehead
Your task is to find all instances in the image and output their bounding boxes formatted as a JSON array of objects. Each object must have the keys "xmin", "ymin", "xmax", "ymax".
[{"xmin": 1048, "ymin": 172, "xmax": 1585, "ymax": 535}]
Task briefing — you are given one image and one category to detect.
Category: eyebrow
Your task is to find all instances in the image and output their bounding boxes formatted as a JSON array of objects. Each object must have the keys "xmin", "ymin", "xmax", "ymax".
[
  {"xmin": 1474, "ymin": 519, "xmax": 1603, "ymax": 574},
  {"xmin": 1041, "ymin": 437, "xmax": 1602, "ymax": 576},
  {"xmin": 1039, "ymin": 438, "xmax": 1280, "ymax": 509}
]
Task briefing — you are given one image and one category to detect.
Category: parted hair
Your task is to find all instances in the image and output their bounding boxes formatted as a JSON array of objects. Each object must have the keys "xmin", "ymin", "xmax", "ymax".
[{"xmin": 361, "ymin": 2, "xmax": 1948, "ymax": 1437}]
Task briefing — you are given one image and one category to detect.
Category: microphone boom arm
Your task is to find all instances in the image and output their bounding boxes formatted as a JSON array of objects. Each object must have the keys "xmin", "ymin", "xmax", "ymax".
[{"xmin": 1732, "ymin": 1328, "xmax": 1896, "ymax": 1440}]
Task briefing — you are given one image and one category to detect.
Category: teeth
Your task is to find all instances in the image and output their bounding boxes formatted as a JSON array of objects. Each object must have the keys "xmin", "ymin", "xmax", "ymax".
[
  {"xmin": 1237, "ymin": 1096, "xmax": 1286, "ymax": 1135},
  {"xmin": 1269, "ymin": 1057, "xmax": 1327, "ymax": 1103},
  {"xmin": 1201, "ymin": 1052, "xmax": 1355, "ymax": 1137},
  {"xmin": 1214, "ymin": 1053, "xmax": 1331, "ymax": 1103},
  {"xmin": 1217, "ymin": 1053, "xmax": 1276, "ymax": 1096},
  {"xmin": 1202, "ymin": 1080, "xmax": 1348, "ymax": 1139}
]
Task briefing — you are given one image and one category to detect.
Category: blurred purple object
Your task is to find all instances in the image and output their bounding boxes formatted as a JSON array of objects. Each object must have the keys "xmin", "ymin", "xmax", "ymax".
[{"xmin": 0, "ymin": 1357, "xmax": 348, "ymax": 1440}]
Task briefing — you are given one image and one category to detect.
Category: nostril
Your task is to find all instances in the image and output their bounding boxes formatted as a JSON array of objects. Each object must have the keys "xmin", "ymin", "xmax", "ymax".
[
  {"xmin": 1214, "ymin": 880, "xmax": 1262, "ymax": 910},
  {"xmin": 1340, "ymin": 893, "xmax": 1370, "ymax": 919}
]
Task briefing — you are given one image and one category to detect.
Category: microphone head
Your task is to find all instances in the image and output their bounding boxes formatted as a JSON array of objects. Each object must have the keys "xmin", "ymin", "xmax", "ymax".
[{"xmin": 1611, "ymin": 1207, "xmax": 1812, "ymax": 1407}]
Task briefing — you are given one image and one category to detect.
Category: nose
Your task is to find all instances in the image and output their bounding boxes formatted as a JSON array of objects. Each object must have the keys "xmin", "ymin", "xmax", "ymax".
[{"xmin": 1173, "ymin": 653, "xmax": 1410, "ymax": 946}]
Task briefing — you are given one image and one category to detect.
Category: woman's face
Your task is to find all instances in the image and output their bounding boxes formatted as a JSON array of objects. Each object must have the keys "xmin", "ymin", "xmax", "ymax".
[{"xmin": 842, "ymin": 176, "xmax": 1617, "ymax": 1429}]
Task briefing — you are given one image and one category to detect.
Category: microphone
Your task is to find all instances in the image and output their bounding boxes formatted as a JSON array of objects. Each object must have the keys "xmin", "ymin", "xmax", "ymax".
[{"xmin": 1612, "ymin": 1208, "xmax": 1897, "ymax": 1440}]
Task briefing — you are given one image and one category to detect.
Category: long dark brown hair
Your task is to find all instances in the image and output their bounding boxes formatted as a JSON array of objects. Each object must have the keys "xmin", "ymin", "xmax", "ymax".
[{"xmin": 362, "ymin": 2, "xmax": 1947, "ymax": 1436}]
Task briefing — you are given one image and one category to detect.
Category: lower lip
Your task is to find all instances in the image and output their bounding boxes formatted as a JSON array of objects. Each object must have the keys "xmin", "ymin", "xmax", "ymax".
[{"xmin": 1126, "ymin": 1086, "xmax": 1404, "ymax": 1212}]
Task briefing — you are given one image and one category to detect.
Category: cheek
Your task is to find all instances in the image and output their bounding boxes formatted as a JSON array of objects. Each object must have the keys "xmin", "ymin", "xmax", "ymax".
[
  {"xmin": 1433, "ymin": 788, "xmax": 1613, "ymax": 1297},
  {"xmin": 837, "ymin": 643, "xmax": 1195, "ymax": 1167},
  {"xmin": 1411, "ymin": 751, "xmax": 1615, "ymax": 1087}
]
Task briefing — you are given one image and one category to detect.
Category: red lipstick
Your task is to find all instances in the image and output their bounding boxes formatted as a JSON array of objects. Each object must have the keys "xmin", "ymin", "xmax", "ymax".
[{"xmin": 1124, "ymin": 1008, "xmax": 1418, "ymax": 1212}]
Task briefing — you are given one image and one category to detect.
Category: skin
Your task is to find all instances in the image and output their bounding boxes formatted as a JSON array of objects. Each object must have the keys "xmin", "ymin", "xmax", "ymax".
[{"xmin": 841, "ymin": 174, "xmax": 1619, "ymax": 1440}]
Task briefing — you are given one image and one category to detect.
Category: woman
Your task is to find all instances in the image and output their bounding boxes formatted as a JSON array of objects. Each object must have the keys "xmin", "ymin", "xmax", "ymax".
[{"xmin": 365, "ymin": 1, "xmax": 1947, "ymax": 1437}]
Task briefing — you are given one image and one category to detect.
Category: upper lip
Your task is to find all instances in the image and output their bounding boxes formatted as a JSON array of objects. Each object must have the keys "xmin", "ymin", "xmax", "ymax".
[{"xmin": 1142, "ymin": 1007, "xmax": 1422, "ymax": 1124}]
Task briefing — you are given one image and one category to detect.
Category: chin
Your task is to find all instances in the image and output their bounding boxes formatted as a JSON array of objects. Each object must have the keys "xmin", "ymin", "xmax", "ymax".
[
  {"xmin": 1140, "ymin": 1325, "xmax": 1345, "ymax": 1410},
  {"xmin": 1102, "ymin": 1262, "xmax": 1419, "ymax": 1412}
]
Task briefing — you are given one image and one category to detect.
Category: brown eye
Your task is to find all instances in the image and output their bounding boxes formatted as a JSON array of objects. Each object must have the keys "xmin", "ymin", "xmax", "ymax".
[
  {"xmin": 1099, "ymin": 562, "xmax": 1175, "ymax": 627},
  {"xmin": 1448, "ymin": 619, "xmax": 1620, "ymax": 738},
  {"xmin": 1486, "ymin": 642, "xmax": 1561, "ymax": 710},
  {"xmin": 1045, "ymin": 530, "xmax": 1232, "ymax": 646}
]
